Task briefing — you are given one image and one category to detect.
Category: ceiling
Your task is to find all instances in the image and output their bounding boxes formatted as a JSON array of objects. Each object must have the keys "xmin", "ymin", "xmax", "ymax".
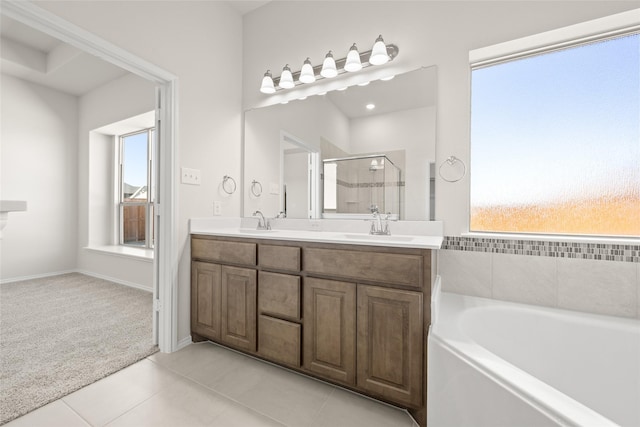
[
  {"xmin": 0, "ymin": 15, "xmax": 130, "ymax": 96},
  {"xmin": 225, "ymin": 1, "xmax": 271, "ymax": 16}
]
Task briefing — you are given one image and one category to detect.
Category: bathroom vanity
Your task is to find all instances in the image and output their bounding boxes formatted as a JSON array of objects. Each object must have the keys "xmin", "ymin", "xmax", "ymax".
[{"xmin": 190, "ymin": 219, "xmax": 441, "ymax": 425}]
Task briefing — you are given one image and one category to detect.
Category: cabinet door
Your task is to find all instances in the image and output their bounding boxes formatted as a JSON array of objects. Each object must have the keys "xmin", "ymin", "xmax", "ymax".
[
  {"xmin": 191, "ymin": 261, "xmax": 222, "ymax": 340},
  {"xmin": 357, "ymin": 285, "xmax": 423, "ymax": 408},
  {"xmin": 303, "ymin": 277, "xmax": 356, "ymax": 385},
  {"xmin": 221, "ymin": 266, "xmax": 257, "ymax": 351}
]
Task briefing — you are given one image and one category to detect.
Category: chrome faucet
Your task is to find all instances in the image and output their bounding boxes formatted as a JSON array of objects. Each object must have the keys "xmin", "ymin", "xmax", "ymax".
[
  {"xmin": 369, "ymin": 207, "xmax": 390, "ymax": 235},
  {"xmin": 253, "ymin": 210, "xmax": 271, "ymax": 230}
]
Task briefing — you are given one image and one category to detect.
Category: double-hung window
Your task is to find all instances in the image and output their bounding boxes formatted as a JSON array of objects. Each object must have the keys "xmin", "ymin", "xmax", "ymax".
[
  {"xmin": 470, "ymin": 29, "xmax": 639, "ymax": 238},
  {"xmin": 119, "ymin": 128, "xmax": 155, "ymax": 248}
]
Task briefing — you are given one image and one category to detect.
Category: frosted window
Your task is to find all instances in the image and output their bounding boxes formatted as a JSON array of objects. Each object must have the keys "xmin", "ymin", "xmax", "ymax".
[{"xmin": 470, "ymin": 33, "xmax": 640, "ymax": 237}]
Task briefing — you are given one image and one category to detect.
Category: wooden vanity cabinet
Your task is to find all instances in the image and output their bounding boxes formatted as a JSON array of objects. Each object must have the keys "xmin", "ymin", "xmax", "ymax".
[
  {"xmin": 303, "ymin": 277, "xmax": 356, "ymax": 385},
  {"xmin": 191, "ymin": 234, "xmax": 431, "ymax": 425},
  {"xmin": 357, "ymin": 284, "xmax": 423, "ymax": 408},
  {"xmin": 220, "ymin": 266, "xmax": 257, "ymax": 352},
  {"xmin": 191, "ymin": 237, "xmax": 257, "ymax": 351},
  {"xmin": 191, "ymin": 261, "xmax": 222, "ymax": 340}
]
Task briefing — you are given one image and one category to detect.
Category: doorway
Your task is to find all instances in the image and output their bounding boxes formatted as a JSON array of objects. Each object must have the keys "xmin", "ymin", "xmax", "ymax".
[{"xmin": 1, "ymin": 2, "xmax": 178, "ymax": 352}]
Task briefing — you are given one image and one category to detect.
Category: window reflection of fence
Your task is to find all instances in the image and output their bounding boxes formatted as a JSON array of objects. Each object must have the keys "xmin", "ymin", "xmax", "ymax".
[{"xmin": 123, "ymin": 204, "xmax": 146, "ymax": 245}]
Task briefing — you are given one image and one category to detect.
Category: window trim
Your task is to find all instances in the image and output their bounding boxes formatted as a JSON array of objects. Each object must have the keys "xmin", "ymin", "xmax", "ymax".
[
  {"xmin": 118, "ymin": 127, "xmax": 155, "ymax": 249},
  {"xmin": 469, "ymin": 8, "xmax": 640, "ymax": 68},
  {"xmin": 467, "ymin": 8, "xmax": 640, "ymax": 242}
]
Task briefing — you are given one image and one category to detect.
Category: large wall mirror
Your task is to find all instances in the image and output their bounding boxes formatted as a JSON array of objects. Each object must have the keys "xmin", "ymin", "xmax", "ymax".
[{"xmin": 243, "ymin": 66, "xmax": 437, "ymax": 220}]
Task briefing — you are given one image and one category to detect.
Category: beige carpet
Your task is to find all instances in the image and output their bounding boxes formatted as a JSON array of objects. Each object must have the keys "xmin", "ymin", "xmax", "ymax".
[{"xmin": 0, "ymin": 273, "xmax": 158, "ymax": 424}]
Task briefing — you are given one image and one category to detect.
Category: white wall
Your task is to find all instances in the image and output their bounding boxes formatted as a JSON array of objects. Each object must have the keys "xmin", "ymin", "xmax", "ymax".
[
  {"xmin": 36, "ymin": 0, "xmax": 244, "ymax": 343},
  {"xmin": 0, "ymin": 74, "xmax": 78, "ymax": 280},
  {"xmin": 79, "ymin": 73, "xmax": 156, "ymax": 289}
]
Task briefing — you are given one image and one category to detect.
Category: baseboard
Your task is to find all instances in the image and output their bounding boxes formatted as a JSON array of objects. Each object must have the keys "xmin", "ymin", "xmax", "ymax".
[
  {"xmin": 77, "ymin": 270, "xmax": 152, "ymax": 293},
  {"xmin": 0, "ymin": 270, "xmax": 78, "ymax": 285},
  {"xmin": 176, "ymin": 336, "xmax": 193, "ymax": 351}
]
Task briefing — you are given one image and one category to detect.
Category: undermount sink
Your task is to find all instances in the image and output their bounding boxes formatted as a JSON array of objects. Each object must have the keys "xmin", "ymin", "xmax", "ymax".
[
  {"xmin": 342, "ymin": 234, "xmax": 414, "ymax": 242},
  {"xmin": 238, "ymin": 228, "xmax": 277, "ymax": 233}
]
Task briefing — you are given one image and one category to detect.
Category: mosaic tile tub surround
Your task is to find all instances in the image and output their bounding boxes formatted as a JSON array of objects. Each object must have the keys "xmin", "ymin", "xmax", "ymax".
[
  {"xmin": 438, "ymin": 235, "xmax": 640, "ymax": 319},
  {"xmin": 442, "ymin": 236, "xmax": 639, "ymax": 263}
]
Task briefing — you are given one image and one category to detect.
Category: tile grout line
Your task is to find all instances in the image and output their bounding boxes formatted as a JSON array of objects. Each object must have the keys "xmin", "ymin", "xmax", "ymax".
[{"xmin": 60, "ymin": 400, "xmax": 93, "ymax": 427}]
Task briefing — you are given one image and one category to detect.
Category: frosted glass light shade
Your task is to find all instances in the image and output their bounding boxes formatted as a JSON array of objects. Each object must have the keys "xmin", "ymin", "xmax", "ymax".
[
  {"xmin": 369, "ymin": 35, "xmax": 389, "ymax": 65},
  {"xmin": 299, "ymin": 58, "xmax": 316, "ymax": 84},
  {"xmin": 279, "ymin": 65, "xmax": 294, "ymax": 89},
  {"xmin": 260, "ymin": 70, "xmax": 275, "ymax": 94},
  {"xmin": 320, "ymin": 51, "xmax": 338, "ymax": 78},
  {"xmin": 344, "ymin": 43, "xmax": 362, "ymax": 72}
]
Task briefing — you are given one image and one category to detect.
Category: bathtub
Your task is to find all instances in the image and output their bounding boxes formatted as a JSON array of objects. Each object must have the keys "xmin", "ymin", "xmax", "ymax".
[{"xmin": 427, "ymin": 279, "xmax": 640, "ymax": 427}]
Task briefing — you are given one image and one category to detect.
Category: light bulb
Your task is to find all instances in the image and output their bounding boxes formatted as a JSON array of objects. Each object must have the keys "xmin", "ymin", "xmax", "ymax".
[
  {"xmin": 279, "ymin": 64, "xmax": 294, "ymax": 89},
  {"xmin": 260, "ymin": 70, "xmax": 275, "ymax": 94},
  {"xmin": 369, "ymin": 35, "xmax": 389, "ymax": 65},
  {"xmin": 320, "ymin": 51, "xmax": 337, "ymax": 78},
  {"xmin": 299, "ymin": 58, "xmax": 315, "ymax": 84},
  {"xmin": 344, "ymin": 43, "xmax": 362, "ymax": 72}
]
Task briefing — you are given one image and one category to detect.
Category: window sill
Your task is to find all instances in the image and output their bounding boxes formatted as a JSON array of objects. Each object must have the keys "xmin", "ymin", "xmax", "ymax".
[
  {"xmin": 84, "ymin": 245, "xmax": 154, "ymax": 262},
  {"xmin": 462, "ymin": 231, "xmax": 640, "ymax": 246}
]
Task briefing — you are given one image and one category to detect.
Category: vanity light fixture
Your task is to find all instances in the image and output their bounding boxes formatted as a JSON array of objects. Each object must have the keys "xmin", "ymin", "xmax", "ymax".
[
  {"xmin": 366, "ymin": 103, "xmax": 376, "ymax": 110},
  {"xmin": 299, "ymin": 58, "xmax": 316, "ymax": 83},
  {"xmin": 279, "ymin": 65, "xmax": 295, "ymax": 89},
  {"xmin": 369, "ymin": 35, "xmax": 389, "ymax": 65},
  {"xmin": 344, "ymin": 43, "xmax": 362, "ymax": 72},
  {"xmin": 260, "ymin": 70, "xmax": 275, "ymax": 94},
  {"xmin": 320, "ymin": 51, "xmax": 338, "ymax": 78},
  {"xmin": 259, "ymin": 35, "xmax": 398, "ymax": 94}
]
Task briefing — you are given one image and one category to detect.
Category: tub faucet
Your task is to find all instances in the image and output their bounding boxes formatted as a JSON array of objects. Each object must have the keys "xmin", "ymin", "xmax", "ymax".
[{"xmin": 252, "ymin": 210, "xmax": 271, "ymax": 230}]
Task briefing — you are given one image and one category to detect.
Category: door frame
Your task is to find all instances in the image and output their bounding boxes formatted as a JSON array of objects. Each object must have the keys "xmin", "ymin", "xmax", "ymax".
[{"xmin": 1, "ymin": 1, "xmax": 179, "ymax": 352}]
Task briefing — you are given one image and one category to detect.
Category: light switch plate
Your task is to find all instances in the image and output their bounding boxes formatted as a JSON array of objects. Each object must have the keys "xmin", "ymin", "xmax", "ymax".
[{"xmin": 181, "ymin": 167, "xmax": 201, "ymax": 185}]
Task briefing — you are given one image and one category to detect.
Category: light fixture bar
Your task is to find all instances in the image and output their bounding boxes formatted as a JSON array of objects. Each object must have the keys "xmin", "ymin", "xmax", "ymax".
[{"xmin": 271, "ymin": 43, "xmax": 399, "ymax": 89}]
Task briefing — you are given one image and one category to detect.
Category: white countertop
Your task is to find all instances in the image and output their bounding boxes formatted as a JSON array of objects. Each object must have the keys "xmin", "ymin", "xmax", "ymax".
[{"xmin": 190, "ymin": 217, "xmax": 443, "ymax": 249}]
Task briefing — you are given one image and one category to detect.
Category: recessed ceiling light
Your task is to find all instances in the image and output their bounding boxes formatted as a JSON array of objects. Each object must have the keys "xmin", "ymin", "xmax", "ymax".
[{"xmin": 366, "ymin": 103, "xmax": 376, "ymax": 110}]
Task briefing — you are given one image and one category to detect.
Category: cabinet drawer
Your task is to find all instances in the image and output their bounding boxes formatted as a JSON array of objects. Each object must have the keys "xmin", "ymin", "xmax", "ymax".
[
  {"xmin": 192, "ymin": 238, "xmax": 256, "ymax": 266},
  {"xmin": 259, "ymin": 244, "xmax": 300, "ymax": 272},
  {"xmin": 258, "ymin": 271, "xmax": 300, "ymax": 320},
  {"xmin": 303, "ymin": 247, "xmax": 422, "ymax": 288},
  {"xmin": 258, "ymin": 315, "xmax": 301, "ymax": 367}
]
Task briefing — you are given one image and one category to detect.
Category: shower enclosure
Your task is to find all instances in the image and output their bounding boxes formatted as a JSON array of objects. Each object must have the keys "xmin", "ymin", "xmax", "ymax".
[{"xmin": 322, "ymin": 154, "xmax": 402, "ymax": 218}]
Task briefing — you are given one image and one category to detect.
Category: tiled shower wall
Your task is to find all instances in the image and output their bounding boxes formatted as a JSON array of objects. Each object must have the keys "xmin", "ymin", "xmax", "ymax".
[{"xmin": 438, "ymin": 236, "xmax": 640, "ymax": 319}]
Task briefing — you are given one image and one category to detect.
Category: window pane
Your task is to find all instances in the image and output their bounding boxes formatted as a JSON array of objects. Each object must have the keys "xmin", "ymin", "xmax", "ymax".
[
  {"xmin": 122, "ymin": 132, "xmax": 148, "ymax": 202},
  {"xmin": 123, "ymin": 204, "xmax": 146, "ymax": 246},
  {"xmin": 470, "ymin": 34, "xmax": 640, "ymax": 237}
]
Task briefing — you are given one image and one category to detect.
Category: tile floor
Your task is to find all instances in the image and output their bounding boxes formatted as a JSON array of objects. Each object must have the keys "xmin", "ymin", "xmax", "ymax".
[{"xmin": 6, "ymin": 342, "xmax": 418, "ymax": 427}]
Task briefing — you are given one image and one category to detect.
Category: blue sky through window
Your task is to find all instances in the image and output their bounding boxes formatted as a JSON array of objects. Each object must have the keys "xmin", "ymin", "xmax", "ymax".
[
  {"xmin": 123, "ymin": 132, "xmax": 148, "ymax": 189},
  {"xmin": 471, "ymin": 33, "xmax": 639, "ymax": 209}
]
